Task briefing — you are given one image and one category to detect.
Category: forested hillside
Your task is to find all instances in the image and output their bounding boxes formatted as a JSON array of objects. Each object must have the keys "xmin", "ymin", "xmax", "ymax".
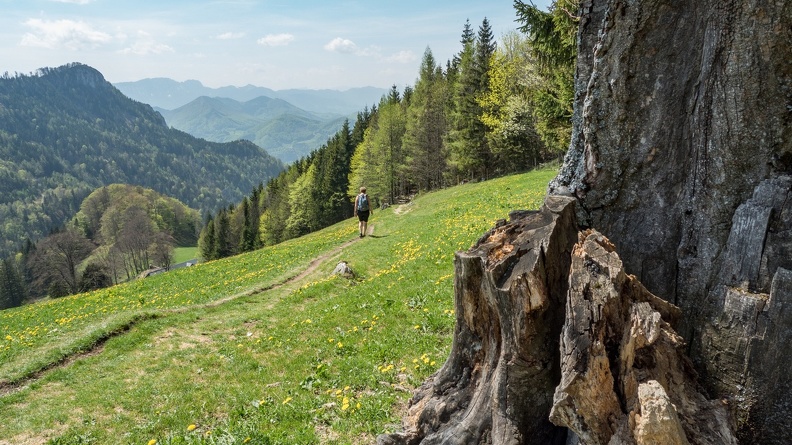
[
  {"xmin": 157, "ymin": 96, "xmax": 346, "ymax": 163},
  {"xmin": 0, "ymin": 63, "xmax": 284, "ymax": 257}
]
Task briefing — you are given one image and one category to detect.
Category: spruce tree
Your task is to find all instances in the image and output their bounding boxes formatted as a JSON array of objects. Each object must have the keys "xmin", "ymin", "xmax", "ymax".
[
  {"xmin": 214, "ymin": 209, "xmax": 233, "ymax": 259},
  {"xmin": 404, "ymin": 47, "xmax": 449, "ymax": 191}
]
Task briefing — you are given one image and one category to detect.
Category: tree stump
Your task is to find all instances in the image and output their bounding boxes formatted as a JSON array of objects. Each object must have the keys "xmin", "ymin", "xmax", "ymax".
[{"xmin": 378, "ymin": 196, "xmax": 578, "ymax": 445}]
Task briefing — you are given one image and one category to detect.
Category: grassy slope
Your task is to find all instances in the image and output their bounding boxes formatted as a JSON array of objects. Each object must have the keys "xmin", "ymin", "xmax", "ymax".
[
  {"xmin": 173, "ymin": 247, "xmax": 199, "ymax": 264},
  {"xmin": 0, "ymin": 168, "xmax": 556, "ymax": 445}
]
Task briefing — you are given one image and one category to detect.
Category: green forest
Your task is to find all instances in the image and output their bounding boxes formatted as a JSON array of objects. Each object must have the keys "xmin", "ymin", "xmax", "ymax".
[
  {"xmin": 0, "ymin": 63, "xmax": 284, "ymax": 258},
  {"xmin": 0, "ymin": 184, "xmax": 200, "ymax": 308},
  {"xmin": 200, "ymin": 3, "xmax": 578, "ymax": 260}
]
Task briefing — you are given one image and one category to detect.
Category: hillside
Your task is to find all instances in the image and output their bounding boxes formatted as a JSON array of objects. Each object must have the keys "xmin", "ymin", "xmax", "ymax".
[
  {"xmin": 0, "ymin": 63, "xmax": 284, "ymax": 257},
  {"xmin": 0, "ymin": 167, "xmax": 556, "ymax": 444},
  {"xmin": 115, "ymin": 77, "xmax": 387, "ymax": 115},
  {"xmin": 157, "ymin": 96, "xmax": 347, "ymax": 163}
]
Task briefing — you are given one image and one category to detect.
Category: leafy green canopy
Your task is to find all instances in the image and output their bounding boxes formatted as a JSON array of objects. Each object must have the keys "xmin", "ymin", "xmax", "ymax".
[{"xmin": 514, "ymin": 0, "xmax": 579, "ymax": 154}]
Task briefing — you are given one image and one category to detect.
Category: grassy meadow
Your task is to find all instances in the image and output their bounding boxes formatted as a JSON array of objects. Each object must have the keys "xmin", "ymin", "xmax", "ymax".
[
  {"xmin": 173, "ymin": 247, "xmax": 200, "ymax": 264},
  {"xmin": 0, "ymin": 167, "xmax": 556, "ymax": 445}
]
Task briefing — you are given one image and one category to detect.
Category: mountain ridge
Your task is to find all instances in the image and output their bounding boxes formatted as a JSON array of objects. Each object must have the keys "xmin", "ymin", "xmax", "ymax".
[
  {"xmin": 156, "ymin": 95, "xmax": 347, "ymax": 163},
  {"xmin": 114, "ymin": 77, "xmax": 387, "ymax": 115}
]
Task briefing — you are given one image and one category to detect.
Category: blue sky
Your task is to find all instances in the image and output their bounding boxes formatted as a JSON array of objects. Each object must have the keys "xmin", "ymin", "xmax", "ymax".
[{"xmin": 0, "ymin": 0, "xmax": 552, "ymax": 90}]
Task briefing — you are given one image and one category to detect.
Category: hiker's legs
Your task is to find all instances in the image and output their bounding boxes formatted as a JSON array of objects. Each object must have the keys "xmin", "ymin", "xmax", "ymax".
[
  {"xmin": 362, "ymin": 221, "xmax": 368, "ymax": 236},
  {"xmin": 359, "ymin": 220, "xmax": 365, "ymax": 236}
]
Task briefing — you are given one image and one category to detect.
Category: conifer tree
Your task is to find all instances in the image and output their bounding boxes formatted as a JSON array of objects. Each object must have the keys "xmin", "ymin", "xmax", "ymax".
[
  {"xmin": 0, "ymin": 256, "xmax": 26, "ymax": 309},
  {"xmin": 404, "ymin": 48, "xmax": 450, "ymax": 191},
  {"xmin": 448, "ymin": 18, "xmax": 496, "ymax": 181},
  {"xmin": 198, "ymin": 215, "xmax": 215, "ymax": 260},
  {"xmin": 238, "ymin": 197, "xmax": 256, "ymax": 253},
  {"xmin": 213, "ymin": 209, "xmax": 233, "ymax": 259}
]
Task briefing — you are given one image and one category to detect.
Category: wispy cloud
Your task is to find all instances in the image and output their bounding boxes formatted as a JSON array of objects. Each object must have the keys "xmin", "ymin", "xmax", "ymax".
[
  {"xmin": 324, "ymin": 37, "xmax": 357, "ymax": 54},
  {"xmin": 323, "ymin": 37, "xmax": 415, "ymax": 64},
  {"xmin": 49, "ymin": 0, "xmax": 94, "ymax": 4},
  {"xmin": 257, "ymin": 33, "xmax": 294, "ymax": 47},
  {"xmin": 385, "ymin": 50, "xmax": 417, "ymax": 64},
  {"xmin": 20, "ymin": 18, "xmax": 112, "ymax": 50},
  {"xmin": 216, "ymin": 31, "xmax": 246, "ymax": 40},
  {"xmin": 118, "ymin": 31, "xmax": 173, "ymax": 55}
]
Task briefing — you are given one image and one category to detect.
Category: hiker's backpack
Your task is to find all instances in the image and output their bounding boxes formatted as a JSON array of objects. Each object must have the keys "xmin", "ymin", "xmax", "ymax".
[{"xmin": 357, "ymin": 193, "xmax": 370, "ymax": 212}]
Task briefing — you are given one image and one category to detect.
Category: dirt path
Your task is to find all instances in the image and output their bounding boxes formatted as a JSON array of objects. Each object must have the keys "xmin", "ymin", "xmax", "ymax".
[{"xmin": 0, "ymin": 224, "xmax": 374, "ymax": 396}]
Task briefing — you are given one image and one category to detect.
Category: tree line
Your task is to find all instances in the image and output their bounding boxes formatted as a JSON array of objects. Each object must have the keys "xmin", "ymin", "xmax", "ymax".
[
  {"xmin": 199, "ymin": 5, "xmax": 577, "ymax": 261},
  {"xmin": 0, "ymin": 185, "xmax": 200, "ymax": 309}
]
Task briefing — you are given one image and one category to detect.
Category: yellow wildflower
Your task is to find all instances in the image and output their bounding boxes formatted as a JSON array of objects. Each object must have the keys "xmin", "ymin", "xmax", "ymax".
[{"xmin": 187, "ymin": 424, "xmax": 197, "ymax": 431}]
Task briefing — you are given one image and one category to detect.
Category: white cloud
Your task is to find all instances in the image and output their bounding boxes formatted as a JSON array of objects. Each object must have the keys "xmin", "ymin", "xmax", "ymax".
[
  {"xmin": 50, "ymin": 0, "xmax": 94, "ymax": 4},
  {"xmin": 20, "ymin": 18, "xmax": 112, "ymax": 50},
  {"xmin": 385, "ymin": 50, "xmax": 417, "ymax": 64},
  {"xmin": 257, "ymin": 33, "xmax": 294, "ymax": 47},
  {"xmin": 118, "ymin": 31, "xmax": 174, "ymax": 55},
  {"xmin": 324, "ymin": 37, "xmax": 358, "ymax": 54},
  {"xmin": 216, "ymin": 32, "xmax": 246, "ymax": 40}
]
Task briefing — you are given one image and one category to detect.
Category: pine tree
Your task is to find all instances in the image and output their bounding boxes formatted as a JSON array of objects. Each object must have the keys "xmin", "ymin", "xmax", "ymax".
[
  {"xmin": 199, "ymin": 215, "xmax": 216, "ymax": 260},
  {"xmin": 239, "ymin": 197, "xmax": 256, "ymax": 253},
  {"xmin": 448, "ymin": 18, "xmax": 492, "ymax": 181},
  {"xmin": 214, "ymin": 209, "xmax": 233, "ymax": 259},
  {"xmin": 404, "ymin": 47, "xmax": 450, "ymax": 191}
]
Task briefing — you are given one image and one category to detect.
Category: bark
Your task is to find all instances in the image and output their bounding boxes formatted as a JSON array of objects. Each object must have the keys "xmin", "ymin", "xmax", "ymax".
[{"xmin": 548, "ymin": 1, "xmax": 792, "ymax": 442}]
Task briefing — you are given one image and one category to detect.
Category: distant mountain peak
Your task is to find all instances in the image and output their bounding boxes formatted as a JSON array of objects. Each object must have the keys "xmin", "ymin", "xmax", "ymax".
[{"xmin": 38, "ymin": 62, "xmax": 108, "ymax": 89}]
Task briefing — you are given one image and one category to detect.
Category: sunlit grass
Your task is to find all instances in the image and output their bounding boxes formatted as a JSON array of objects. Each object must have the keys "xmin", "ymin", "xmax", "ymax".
[
  {"xmin": 0, "ymin": 167, "xmax": 556, "ymax": 445},
  {"xmin": 172, "ymin": 246, "xmax": 199, "ymax": 264}
]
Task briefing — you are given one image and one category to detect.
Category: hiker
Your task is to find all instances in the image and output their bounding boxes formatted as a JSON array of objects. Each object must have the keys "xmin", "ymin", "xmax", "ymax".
[{"xmin": 354, "ymin": 186, "xmax": 371, "ymax": 237}]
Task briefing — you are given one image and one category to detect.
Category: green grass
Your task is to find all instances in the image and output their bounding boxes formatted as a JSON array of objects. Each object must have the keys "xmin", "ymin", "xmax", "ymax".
[
  {"xmin": 173, "ymin": 247, "xmax": 199, "ymax": 264},
  {"xmin": 0, "ymin": 168, "xmax": 556, "ymax": 445}
]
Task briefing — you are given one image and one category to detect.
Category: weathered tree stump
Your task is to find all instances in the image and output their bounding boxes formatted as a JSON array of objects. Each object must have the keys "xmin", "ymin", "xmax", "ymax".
[
  {"xmin": 378, "ymin": 196, "xmax": 578, "ymax": 445},
  {"xmin": 379, "ymin": 202, "xmax": 737, "ymax": 445}
]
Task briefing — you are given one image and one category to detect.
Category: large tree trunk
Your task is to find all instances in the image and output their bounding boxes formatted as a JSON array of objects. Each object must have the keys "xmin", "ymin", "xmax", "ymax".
[
  {"xmin": 549, "ymin": 1, "xmax": 792, "ymax": 442},
  {"xmin": 380, "ymin": 1, "xmax": 791, "ymax": 444}
]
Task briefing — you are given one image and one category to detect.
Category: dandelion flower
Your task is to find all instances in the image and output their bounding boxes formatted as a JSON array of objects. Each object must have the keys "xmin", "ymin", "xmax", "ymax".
[
  {"xmin": 283, "ymin": 397, "xmax": 292, "ymax": 404},
  {"xmin": 147, "ymin": 440, "xmax": 157, "ymax": 445},
  {"xmin": 187, "ymin": 424, "xmax": 197, "ymax": 431}
]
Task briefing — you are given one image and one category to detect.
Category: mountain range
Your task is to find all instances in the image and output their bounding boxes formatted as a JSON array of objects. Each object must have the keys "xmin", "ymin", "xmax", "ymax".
[
  {"xmin": 155, "ymin": 96, "xmax": 347, "ymax": 163},
  {"xmin": 0, "ymin": 63, "xmax": 284, "ymax": 257},
  {"xmin": 114, "ymin": 78, "xmax": 387, "ymax": 116},
  {"xmin": 114, "ymin": 78, "xmax": 386, "ymax": 163}
]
